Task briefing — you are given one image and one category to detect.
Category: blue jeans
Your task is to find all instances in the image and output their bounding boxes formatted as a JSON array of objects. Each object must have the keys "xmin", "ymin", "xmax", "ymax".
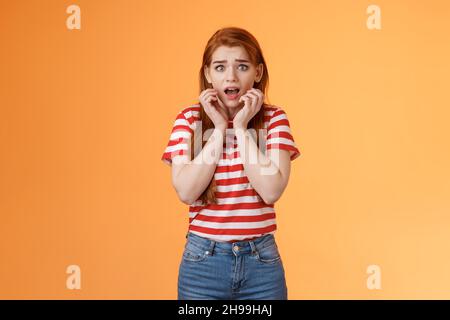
[{"xmin": 178, "ymin": 232, "xmax": 288, "ymax": 300}]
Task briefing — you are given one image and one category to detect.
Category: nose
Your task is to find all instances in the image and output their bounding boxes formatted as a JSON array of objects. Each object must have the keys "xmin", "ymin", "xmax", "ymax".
[{"xmin": 225, "ymin": 66, "xmax": 238, "ymax": 82}]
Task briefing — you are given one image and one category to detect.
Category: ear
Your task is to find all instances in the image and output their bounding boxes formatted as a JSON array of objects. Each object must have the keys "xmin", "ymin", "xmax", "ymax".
[
  {"xmin": 255, "ymin": 63, "xmax": 264, "ymax": 83},
  {"xmin": 204, "ymin": 65, "xmax": 212, "ymax": 84}
]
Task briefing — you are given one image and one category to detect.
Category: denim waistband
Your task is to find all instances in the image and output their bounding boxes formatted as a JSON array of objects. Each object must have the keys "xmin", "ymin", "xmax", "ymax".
[{"xmin": 185, "ymin": 232, "xmax": 276, "ymax": 255}]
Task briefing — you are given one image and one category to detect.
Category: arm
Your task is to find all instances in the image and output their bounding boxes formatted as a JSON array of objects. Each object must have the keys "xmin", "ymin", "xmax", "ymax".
[
  {"xmin": 171, "ymin": 126, "xmax": 226, "ymax": 205},
  {"xmin": 234, "ymin": 127, "xmax": 291, "ymax": 205}
]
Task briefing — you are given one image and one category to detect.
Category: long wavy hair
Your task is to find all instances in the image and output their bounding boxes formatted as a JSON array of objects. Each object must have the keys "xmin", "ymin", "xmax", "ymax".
[{"xmin": 193, "ymin": 27, "xmax": 270, "ymax": 205}]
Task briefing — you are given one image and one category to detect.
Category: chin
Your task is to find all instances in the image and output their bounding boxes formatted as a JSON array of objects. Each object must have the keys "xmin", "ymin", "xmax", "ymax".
[{"xmin": 225, "ymin": 100, "xmax": 243, "ymax": 108}]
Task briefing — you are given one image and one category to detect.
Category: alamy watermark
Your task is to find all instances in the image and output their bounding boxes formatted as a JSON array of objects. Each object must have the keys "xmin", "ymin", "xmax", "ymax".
[{"xmin": 172, "ymin": 124, "xmax": 283, "ymax": 176}]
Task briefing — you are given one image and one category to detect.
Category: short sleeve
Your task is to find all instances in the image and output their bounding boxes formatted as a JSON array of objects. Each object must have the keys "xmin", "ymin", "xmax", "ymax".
[
  {"xmin": 265, "ymin": 107, "xmax": 301, "ymax": 161},
  {"xmin": 161, "ymin": 110, "xmax": 193, "ymax": 166}
]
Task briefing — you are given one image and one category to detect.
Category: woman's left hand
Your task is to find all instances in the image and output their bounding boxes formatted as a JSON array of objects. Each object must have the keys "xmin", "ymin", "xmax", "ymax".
[{"xmin": 233, "ymin": 88, "xmax": 264, "ymax": 129}]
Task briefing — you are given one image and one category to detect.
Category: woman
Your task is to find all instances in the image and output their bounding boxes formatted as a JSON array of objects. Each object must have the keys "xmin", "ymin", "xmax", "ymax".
[{"xmin": 161, "ymin": 27, "xmax": 301, "ymax": 300}]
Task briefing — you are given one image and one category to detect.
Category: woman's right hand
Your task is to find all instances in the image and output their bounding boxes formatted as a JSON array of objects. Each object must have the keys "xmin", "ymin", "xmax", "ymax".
[{"xmin": 199, "ymin": 89, "xmax": 228, "ymax": 130}]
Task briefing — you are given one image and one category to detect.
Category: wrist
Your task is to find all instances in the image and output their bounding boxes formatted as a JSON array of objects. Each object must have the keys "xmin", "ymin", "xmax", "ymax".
[
  {"xmin": 233, "ymin": 125, "xmax": 247, "ymax": 132},
  {"xmin": 215, "ymin": 124, "xmax": 227, "ymax": 133},
  {"xmin": 233, "ymin": 120, "xmax": 247, "ymax": 130}
]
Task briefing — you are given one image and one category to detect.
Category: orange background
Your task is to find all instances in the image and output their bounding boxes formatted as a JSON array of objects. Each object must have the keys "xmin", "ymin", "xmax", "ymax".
[{"xmin": 1, "ymin": 0, "xmax": 449, "ymax": 299}]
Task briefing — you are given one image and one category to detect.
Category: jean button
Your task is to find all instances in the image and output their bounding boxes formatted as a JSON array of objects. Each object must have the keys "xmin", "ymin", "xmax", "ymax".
[{"xmin": 233, "ymin": 245, "xmax": 239, "ymax": 251}]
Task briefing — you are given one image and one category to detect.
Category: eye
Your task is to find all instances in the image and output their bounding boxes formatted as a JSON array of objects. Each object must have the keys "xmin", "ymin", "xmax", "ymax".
[
  {"xmin": 214, "ymin": 64, "xmax": 249, "ymax": 72},
  {"xmin": 238, "ymin": 64, "xmax": 249, "ymax": 71}
]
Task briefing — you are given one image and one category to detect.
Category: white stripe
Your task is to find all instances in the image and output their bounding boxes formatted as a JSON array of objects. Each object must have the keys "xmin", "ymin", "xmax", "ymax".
[
  {"xmin": 169, "ymin": 130, "xmax": 191, "ymax": 140},
  {"xmin": 222, "ymin": 148, "xmax": 239, "ymax": 157},
  {"xmin": 224, "ymin": 143, "xmax": 237, "ymax": 150},
  {"xmin": 185, "ymin": 108, "xmax": 200, "ymax": 119},
  {"xmin": 216, "ymin": 195, "xmax": 262, "ymax": 205},
  {"xmin": 266, "ymin": 137, "xmax": 295, "ymax": 146},
  {"xmin": 224, "ymin": 134, "xmax": 237, "ymax": 142},
  {"xmin": 270, "ymin": 113, "xmax": 287, "ymax": 124},
  {"xmin": 190, "ymin": 219, "xmax": 276, "ymax": 229},
  {"xmin": 267, "ymin": 125, "xmax": 291, "ymax": 134},
  {"xmin": 165, "ymin": 143, "xmax": 188, "ymax": 153},
  {"xmin": 218, "ymin": 157, "xmax": 242, "ymax": 166},
  {"xmin": 216, "ymin": 182, "xmax": 250, "ymax": 191},
  {"xmin": 174, "ymin": 118, "xmax": 190, "ymax": 127},
  {"xmin": 188, "ymin": 230, "xmax": 276, "ymax": 242},
  {"xmin": 181, "ymin": 107, "xmax": 198, "ymax": 118},
  {"xmin": 216, "ymin": 184, "xmax": 251, "ymax": 192},
  {"xmin": 214, "ymin": 170, "xmax": 244, "ymax": 180},
  {"xmin": 190, "ymin": 206, "xmax": 274, "ymax": 217}
]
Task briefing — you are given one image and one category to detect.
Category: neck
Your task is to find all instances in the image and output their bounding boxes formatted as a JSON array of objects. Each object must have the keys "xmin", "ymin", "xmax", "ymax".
[{"xmin": 225, "ymin": 106, "xmax": 243, "ymax": 120}]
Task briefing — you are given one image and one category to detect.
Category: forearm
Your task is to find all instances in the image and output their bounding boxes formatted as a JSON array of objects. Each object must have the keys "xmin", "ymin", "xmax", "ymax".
[
  {"xmin": 173, "ymin": 127, "xmax": 225, "ymax": 204},
  {"xmin": 234, "ymin": 127, "xmax": 284, "ymax": 204}
]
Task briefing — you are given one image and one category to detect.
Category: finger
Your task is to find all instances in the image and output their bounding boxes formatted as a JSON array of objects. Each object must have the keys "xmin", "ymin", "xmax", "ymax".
[
  {"xmin": 203, "ymin": 96, "xmax": 217, "ymax": 109},
  {"xmin": 248, "ymin": 89, "xmax": 263, "ymax": 105},
  {"xmin": 205, "ymin": 93, "xmax": 217, "ymax": 102},
  {"xmin": 204, "ymin": 92, "xmax": 218, "ymax": 103},
  {"xmin": 216, "ymin": 96, "xmax": 226, "ymax": 109},
  {"xmin": 249, "ymin": 88, "xmax": 264, "ymax": 101},
  {"xmin": 200, "ymin": 89, "xmax": 210, "ymax": 99},
  {"xmin": 245, "ymin": 92, "xmax": 259, "ymax": 109},
  {"xmin": 246, "ymin": 91, "xmax": 258, "ymax": 100},
  {"xmin": 239, "ymin": 95, "xmax": 248, "ymax": 102},
  {"xmin": 240, "ymin": 96, "xmax": 251, "ymax": 108},
  {"xmin": 200, "ymin": 89, "xmax": 217, "ymax": 99},
  {"xmin": 203, "ymin": 89, "xmax": 217, "ymax": 97},
  {"xmin": 239, "ymin": 93, "xmax": 249, "ymax": 103}
]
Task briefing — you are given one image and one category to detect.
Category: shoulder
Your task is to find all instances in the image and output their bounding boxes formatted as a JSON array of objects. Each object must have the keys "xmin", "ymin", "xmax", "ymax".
[
  {"xmin": 263, "ymin": 104, "xmax": 288, "ymax": 121},
  {"xmin": 176, "ymin": 103, "xmax": 201, "ymax": 126},
  {"xmin": 179, "ymin": 103, "xmax": 201, "ymax": 118}
]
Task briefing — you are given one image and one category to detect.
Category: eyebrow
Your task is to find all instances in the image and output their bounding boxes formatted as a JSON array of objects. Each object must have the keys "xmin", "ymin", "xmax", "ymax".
[{"xmin": 212, "ymin": 59, "xmax": 250, "ymax": 64}]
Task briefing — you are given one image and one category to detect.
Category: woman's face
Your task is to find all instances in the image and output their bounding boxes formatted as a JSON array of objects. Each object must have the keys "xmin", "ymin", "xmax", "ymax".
[{"xmin": 204, "ymin": 45, "xmax": 263, "ymax": 109}]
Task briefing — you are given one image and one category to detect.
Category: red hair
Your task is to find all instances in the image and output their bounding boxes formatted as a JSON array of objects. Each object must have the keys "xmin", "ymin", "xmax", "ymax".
[{"xmin": 193, "ymin": 27, "xmax": 270, "ymax": 205}]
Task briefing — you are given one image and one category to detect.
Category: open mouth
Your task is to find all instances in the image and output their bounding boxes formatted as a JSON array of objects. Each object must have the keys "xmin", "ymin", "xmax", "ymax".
[{"xmin": 224, "ymin": 88, "xmax": 240, "ymax": 100}]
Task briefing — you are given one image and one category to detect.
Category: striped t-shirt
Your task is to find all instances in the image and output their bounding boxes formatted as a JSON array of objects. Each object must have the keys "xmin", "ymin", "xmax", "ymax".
[{"xmin": 161, "ymin": 104, "xmax": 301, "ymax": 242}]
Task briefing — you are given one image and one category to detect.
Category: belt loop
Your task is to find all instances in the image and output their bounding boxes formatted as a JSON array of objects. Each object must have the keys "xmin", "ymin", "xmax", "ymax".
[
  {"xmin": 249, "ymin": 240, "xmax": 257, "ymax": 255},
  {"xmin": 207, "ymin": 240, "xmax": 216, "ymax": 256}
]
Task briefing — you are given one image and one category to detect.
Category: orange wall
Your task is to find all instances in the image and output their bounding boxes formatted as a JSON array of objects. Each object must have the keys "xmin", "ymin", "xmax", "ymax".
[{"xmin": 1, "ymin": 0, "xmax": 449, "ymax": 299}]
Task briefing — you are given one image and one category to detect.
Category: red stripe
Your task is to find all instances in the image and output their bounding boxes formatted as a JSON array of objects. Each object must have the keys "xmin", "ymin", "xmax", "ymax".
[
  {"xmin": 215, "ymin": 177, "xmax": 249, "ymax": 186},
  {"xmin": 190, "ymin": 212, "xmax": 275, "ymax": 223},
  {"xmin": 172, "ymin": 125, "xmax": 193, "ymax": 134},
  {"xmin": 183, "ymin": 105, "xmax": 277, "ymax": 116},
  {"xmin": 189, "ymin": 205, "xmax": 204, "ymax": 212},
  {"xmin": 216, "ymin": 163, "xmax": 243, "ymax": 171},
  {"xmin": 215, "ymin": 164, "xmax": 244, "ymax": 173},
  {"xmin": 222, "ymin": 143, "xmax": 238, "ymax": 148},
  {"xmin": 185, "ymin": 116, "xmax": 197, "ymax": 125},
  {"xmin": 206, "ymin": 202, "xmax": 273, "ymax": 210},
  {"xmin": 167, "ymin": 137, "xmax": 189, "ymax": 146},
  {"xmin": 182, "ymin": 106, "xmax": 201, "ymax": 115},
  {"xmin": 222, "ymin": 151, "xmax": 240, "ymax": 159},
  {"xmin": 271, "ymin": 109, "xmax": 284, "ymax": 116},
  {"xmin": 267, "ymin": 131, "xmax": 294, "ymax": 141},
  {"xmin": 267, "ymin": 144, "xmax": 298, "ymax": 152},
  {"xmin": 266, "ymin": 144, "xmax": 300, "ymax": 159},
  {"xmin": 189, "ymin": 223, "xmax": 277, "ymax": 235},
  {"xmin": 189, "ymin": 201, "xmax": 273, "ymax": 212},
  {"xmin": 268, "ymin": 119, "xmax": 289, "ymax": 131},
  {"xmin": 215, "ymin": 189, "xmax": 258, "ymax": 198},
  {"xmin": 161, "ymin": 149, "xmax": 188, "ymax": 162}
]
